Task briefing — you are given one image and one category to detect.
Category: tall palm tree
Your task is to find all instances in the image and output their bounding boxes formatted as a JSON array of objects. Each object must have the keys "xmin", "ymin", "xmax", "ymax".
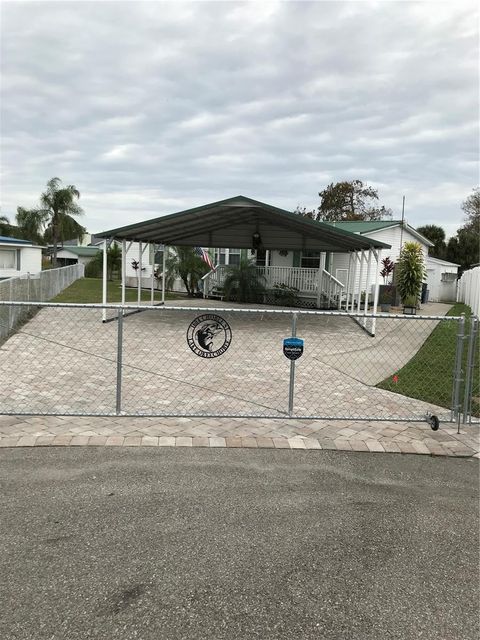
[{"xmin": 39, "ymin": 177, "xmax": 84, "ymax": 267}]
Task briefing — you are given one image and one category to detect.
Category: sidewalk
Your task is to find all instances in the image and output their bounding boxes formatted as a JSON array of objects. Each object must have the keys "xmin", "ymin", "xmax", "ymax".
[{"xmin": 0, "ymin": 415, "xmax": 478, "ymax": 457}]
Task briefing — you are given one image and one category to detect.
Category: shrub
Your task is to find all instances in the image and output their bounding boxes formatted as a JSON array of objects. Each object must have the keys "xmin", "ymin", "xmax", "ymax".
[{"xmin": 396, "ymin": 242, "xmax": 426, "ymax": 306}]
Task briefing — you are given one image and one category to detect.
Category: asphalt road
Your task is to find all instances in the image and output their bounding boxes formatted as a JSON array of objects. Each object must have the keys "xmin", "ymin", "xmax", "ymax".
[{"xmin": 0, "ymin": 447, "xmax": 478, "ymax": 640}]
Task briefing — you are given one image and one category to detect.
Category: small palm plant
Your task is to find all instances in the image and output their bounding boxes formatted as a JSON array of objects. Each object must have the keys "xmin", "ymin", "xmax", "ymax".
[
  {"xmin": 396, "ymin": 242, "xmax": 426, "ymax": 307},
  {"xmin": 223, "ymin": 258, "xmax": 266, "ymax": 303},
  {"xmin": 165, "ymin": 246, "xmax": 208, "ymax": 296}
]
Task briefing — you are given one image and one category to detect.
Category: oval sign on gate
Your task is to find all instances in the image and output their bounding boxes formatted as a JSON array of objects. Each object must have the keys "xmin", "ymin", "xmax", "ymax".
[{"xmin": 283, "ymin": 337, "xmax": 304, "ymax": 360}]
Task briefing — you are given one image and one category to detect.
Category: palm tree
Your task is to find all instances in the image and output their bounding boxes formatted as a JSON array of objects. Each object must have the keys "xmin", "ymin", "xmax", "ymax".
[
  {"xmin": 39, "ymin": 178, "xmax": 84, "ymax": 267},
  {"xmin": 107, "ymin": 244, "xmax": 122, "ymax": 280},
  {"xmin": 15, "ymin": 207, "xmax": 48, "ymax": 244},
  {"xmin": 223, "ymin": 258, "xmax": 266, "ymax": 303},
  {"xmin": 417, "ymin": 224, "xmax": 447, "ymax": 259},
  {"xmin": 166, "ymin": 246, "xmax": 208, "ymax": 296},
  {"xmin": 0, "ymin": 214, "xmax": 11, "ymax": 236}
]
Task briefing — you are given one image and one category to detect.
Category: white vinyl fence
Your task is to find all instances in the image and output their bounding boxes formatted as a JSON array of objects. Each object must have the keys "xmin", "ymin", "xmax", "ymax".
[
  {"xmin": 457, "ymin": 266, "xmax": 480, "ymax": 317},
  {"xmin": 0, "ymin": 264, "xmax": 84, "ymax": 340}
]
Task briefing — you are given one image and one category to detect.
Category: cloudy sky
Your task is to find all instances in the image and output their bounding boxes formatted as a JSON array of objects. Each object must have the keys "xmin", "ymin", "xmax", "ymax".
[{"xmin": 1, "ymin": 0, "xmax": 478, "ymax": 237}]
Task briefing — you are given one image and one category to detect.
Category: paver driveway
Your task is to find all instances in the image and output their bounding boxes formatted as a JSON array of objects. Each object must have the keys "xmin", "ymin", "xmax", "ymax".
[{"xmin": 0, "ymin": 301, "xmax": 455, "ymax": 421}]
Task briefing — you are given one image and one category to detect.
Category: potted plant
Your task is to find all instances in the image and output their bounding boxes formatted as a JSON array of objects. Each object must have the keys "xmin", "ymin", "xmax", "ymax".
[
  {"xmin": 378, "ymin": 256, "xmax": 396, "ymax": 312},
  {"xmin": 395, "ymin": 242, "xmax": 426, "ymax": 315}
]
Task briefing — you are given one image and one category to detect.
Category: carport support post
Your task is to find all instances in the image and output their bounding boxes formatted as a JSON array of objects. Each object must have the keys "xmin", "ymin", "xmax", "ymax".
[
  {"xmin": 371, "ymin": 249, "xmax": 382, "ymax": 337},
  {"xmin": 350, "ymin": 252, "xmax": 359, "ymax": 313},
  {"xmin": 121, "ymin": 239, "xmax": 126, "ymax": 306},
  {"xmin": 364, "ymin": 248, "xmax": 373, "ymax": 328},
  {"xmin": 137, "ymin": 241, "xmax": 142, "ymax": 306},
  {"xmin": 150, "ymin": 243, "xmax": 155, "ymax": 305},
  {"xmin": 161, "ymin": 245, "xmax": 167, "ymax": 304},
  {"xmin": 288, "ymin": 312, "xmax": 298, "ymax": 417},
  {"xmin": 356, "ymin": 250, "xmax": 365, "ymax": 315},
  {"xmin": 345, "ymin": 252, "xmax": 352, "ymax": 311},
  {"xmin": 102, "ymin": 239, "xmax": 108, "ymax": 322},
  {"xmin": 115, "ymin": 309, "xmax": 124, "ymax": 414}
]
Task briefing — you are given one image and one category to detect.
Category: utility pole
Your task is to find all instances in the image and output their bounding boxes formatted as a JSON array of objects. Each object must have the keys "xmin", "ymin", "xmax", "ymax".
[{"xmin": 399, "ymin": 196, "xmax": 405, "ymax": 252}]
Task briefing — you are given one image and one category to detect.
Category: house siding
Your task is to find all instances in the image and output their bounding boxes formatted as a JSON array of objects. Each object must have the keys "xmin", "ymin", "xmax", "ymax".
[{"xmin": 330, "ymin": 226, "xmax": 430, "ymax": 294}]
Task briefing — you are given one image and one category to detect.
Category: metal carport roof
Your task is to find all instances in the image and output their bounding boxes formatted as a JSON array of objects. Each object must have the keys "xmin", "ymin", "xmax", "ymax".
[{"xmin": 96, "ymin": 195, "xmax": 391, "ymax": 252}]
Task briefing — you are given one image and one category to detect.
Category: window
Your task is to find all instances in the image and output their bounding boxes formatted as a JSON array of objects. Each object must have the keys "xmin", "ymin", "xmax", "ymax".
[
  {"xmin": 215, "ymin": 248, "xmax": 240, "ymax": 266},
  {"xmin": 441, "ymin": 272, "xmax": 457, "ymax": 283},
  {"xmin": 301, "ymin": 251, "xmax": 320, "ymax": 269},
  {"xmin": 215, "ymin": 249, "xmax": 226, "ymax": 265},
  {"xmin": 0, "ymin": 249, "xmax": 16, "ymax": 269},
  {"xmin": 228, "ymin": 248, "xmax": 241, "ymax": 266}
]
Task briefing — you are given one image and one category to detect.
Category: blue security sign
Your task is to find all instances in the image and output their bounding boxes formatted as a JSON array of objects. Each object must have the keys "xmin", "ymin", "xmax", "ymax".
[{"xmin": 283, "ymin": 337, "xmax": 304, "ymax": 360}]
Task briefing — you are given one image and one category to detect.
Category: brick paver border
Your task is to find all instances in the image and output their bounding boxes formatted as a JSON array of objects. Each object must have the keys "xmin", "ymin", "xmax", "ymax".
[
  {"xmin": 0, "ymin": 434, "xmax": 478, "ymax": 457},
  {"xmin": 0, "ymin": 415, "xmax": 478, "ymax": 458}
]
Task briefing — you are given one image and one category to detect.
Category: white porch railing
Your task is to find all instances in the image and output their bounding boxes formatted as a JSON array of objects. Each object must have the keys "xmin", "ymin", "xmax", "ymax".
[{"xmin": 202, "ymin": 265, "xmax": 345, "ymax": 308}]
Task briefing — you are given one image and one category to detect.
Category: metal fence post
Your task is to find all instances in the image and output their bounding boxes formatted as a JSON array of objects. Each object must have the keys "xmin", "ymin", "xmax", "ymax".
[
  {"xmin": 116, "ymin": 309, "xmax": 124, "ymax": 415},
  {"xmin": 288, "ymin": 312, "xmax": 298, "ymax": 417},
  {"xmin": 451, "ymin": 314, "xmax": 465, "ymax": 431},
  {"xmin": 462, "ymin": 316, "xmax": 478, "ymax": 425}
]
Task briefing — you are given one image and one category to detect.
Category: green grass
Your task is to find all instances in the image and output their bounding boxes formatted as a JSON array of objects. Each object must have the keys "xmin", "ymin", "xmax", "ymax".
[
  {"xmin": 377, "ymin": 303, "xmax": 479, "ymax": 416},
  {"xmin": 51, "ymin": 278, "xmax": 181, "ymax": 304}
]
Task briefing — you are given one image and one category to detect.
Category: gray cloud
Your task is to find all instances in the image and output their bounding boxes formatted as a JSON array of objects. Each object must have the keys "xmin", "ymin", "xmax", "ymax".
[{"xmin": 1, "ymin": 0, "xmax": 478, "ymax": 238}]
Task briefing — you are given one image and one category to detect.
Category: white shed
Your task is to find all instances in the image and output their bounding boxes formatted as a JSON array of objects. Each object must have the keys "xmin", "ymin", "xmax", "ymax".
[
  {"xmin": 426, "ymin": 256, "xmax": 459, "ymax": 303},
  {"xmin": 0, "ymin": 235, "xmax": 43, "ymax": 279}
]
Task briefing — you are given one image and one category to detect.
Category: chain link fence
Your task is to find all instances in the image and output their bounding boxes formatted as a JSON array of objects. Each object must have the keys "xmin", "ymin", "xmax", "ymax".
[
  {"xmin": 0, "ymin": 302, "xmax": 477, "ymax": 427},
  {"xmin": 0, "ymin": 265, "xmax": 84, "ymax": 341}
]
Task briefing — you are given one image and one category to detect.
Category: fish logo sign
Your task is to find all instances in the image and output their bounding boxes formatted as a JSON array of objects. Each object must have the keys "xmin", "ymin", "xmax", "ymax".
[{"xmin": 187, "ymin": 314, "xmax": 232, "ymax": 358}]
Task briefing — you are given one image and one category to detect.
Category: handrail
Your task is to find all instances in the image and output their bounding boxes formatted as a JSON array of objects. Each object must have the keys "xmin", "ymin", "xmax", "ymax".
[
  {"xmin": 200, "ymin": 264, "xmax": 219, "ymax": 281},
  {"xmin": 322, "ymin": 269, "xmax": 345, "ymax": 289}
]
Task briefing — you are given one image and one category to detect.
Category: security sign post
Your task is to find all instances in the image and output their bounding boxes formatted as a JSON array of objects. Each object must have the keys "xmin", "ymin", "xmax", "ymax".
[{"xmin": 284, "ymin": 313, "xmax": 304, "ymax": 416}]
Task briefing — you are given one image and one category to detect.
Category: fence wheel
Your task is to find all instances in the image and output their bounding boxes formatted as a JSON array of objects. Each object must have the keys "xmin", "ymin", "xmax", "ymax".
[{"xmin": 426, "ymin": 414, "xmax": 440, "ymax": 431}]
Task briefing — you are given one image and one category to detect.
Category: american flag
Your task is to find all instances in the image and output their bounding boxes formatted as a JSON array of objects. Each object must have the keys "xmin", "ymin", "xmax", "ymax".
[{"xmin": 194, "ymin": 247, "xmax": 215, "ymax": 270}]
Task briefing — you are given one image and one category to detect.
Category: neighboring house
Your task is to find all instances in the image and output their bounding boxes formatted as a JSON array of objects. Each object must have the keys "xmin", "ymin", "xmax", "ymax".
[
  {"xmin": 56, "ymin": 245, "xmax": 100, "ymax": 267},
  {"xmin": 61, "ymin": 233, "xmax": 93, "ymax": 247},
  {"xmin": 0, "ymin": 235, "xmax": 42, "ymax": 280},
  {"xmin": 124, "ymin": 241, "xmax": 159, "ymax": 288},
  {"xmin": 426, "ymin": 256, "xmax": 459, "ymax": 303}
]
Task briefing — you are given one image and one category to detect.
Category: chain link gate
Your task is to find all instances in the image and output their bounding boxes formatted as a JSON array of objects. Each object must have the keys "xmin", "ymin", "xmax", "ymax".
[{"xmin": 0, "ymin": 301, "xmax": 478, "ymax": 429}]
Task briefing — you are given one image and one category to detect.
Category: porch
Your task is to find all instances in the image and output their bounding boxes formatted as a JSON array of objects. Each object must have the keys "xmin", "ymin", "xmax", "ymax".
[{"xmin": 202, "ymin": 264, "xmax": 347, "ymax": 309}]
